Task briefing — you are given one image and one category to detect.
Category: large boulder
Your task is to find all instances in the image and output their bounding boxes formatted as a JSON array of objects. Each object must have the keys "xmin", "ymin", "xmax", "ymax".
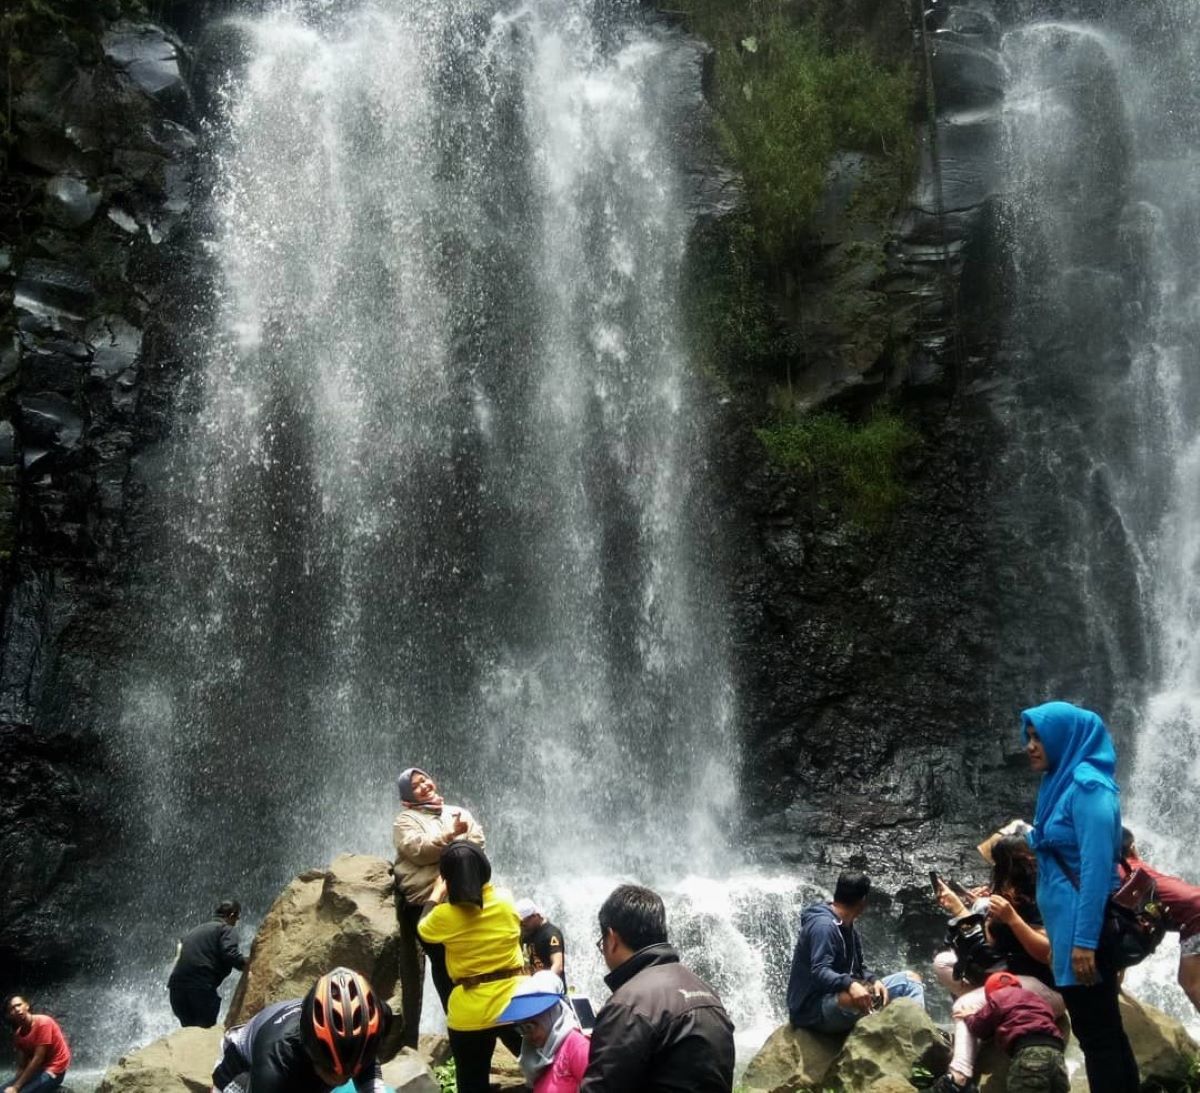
[
  {"xmin": 227, "ymin": 853, "xmax": 400, "ymax": 1025},
  {"xmin": 96, "ymin": 1025, "xmax": 223, "ymax": 1093},
  {"xmin": 829, "ymin": 1001, "xmax": 951, "ymax": 1093},
  {"xmin": 95, "ymin": 1028, "xmax": 438, "ymax": 1093},
  {"xmin": 741, "ymin": 1023, "xmax": 843, "ymax": 1092},
  {"xmin": 1121, "ymin": 992, "xmax": 1200, "ymax": 1088},
  {"xmin": 381, "ymin": 1048, "xmax": 441, "ymax": 1092}
]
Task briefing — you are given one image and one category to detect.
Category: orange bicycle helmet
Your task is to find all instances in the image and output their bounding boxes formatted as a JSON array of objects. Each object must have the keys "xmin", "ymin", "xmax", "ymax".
[{"xmin": 300, "ymin": 967, "xmax": 385, "ymax": 1080}]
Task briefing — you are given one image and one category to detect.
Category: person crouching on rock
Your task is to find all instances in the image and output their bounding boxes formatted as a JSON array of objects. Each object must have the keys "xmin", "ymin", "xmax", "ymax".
[
  {"xmin": 786, "ymin": 871, "xmax": 926, "ymax": 1034},
  {"xmin": 517, "ymin": 899, "xmax": 567, "ymax": 986},
  {"xmin": 1121, "ymin": 827, "xmax": 1200, "ymax": 1013},
  {"xmin": 3, "ymin": 995, "xmax": 70, "ymax": 1093},
  {"xmin": 938, "ymin": 972, "xmax": 1068, "ymax": 1093},
  {"xmin": 392, "ymin": 765, "xmax": 486, "ymax": 1049},
  {"xmin": 210, "ymin": 967, "xmax": 390, "ymax": 1093},
  {"xmin": 497, "ymin": 970, "xmax": 589, "ymax": 1093},
  {"xmin": 168, "ymin": 899, "xmax": 247, "ymax": 1028},
  {"xmin": 418, "ymin": 842, "xmax": 524, "ymax": 1093},
  {"xmin": 931, "ymin": 835, "xmax": 1064, "ymax": 1091}
]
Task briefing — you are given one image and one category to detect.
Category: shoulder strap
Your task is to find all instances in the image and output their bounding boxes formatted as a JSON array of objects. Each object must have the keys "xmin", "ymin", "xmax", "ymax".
[
  {"xmin": 1048, "ymin": 847, "xmax": 1129, "ymax": 890},
  {"xmin": 1047, "ymin": 847, "xmax": 1080, "ymax": 890}
]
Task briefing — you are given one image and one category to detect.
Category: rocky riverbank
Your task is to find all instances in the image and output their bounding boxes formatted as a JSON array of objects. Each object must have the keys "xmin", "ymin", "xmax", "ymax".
[{"xmin": 86, "ymin": 855, "xmax": 1200, "ymax": 1093}]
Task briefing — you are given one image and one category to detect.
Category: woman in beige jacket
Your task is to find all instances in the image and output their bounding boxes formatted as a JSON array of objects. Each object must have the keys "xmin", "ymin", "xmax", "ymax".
[{"xmin": 393, "ymin": 767, "xmax": 486, "ymax": 1049}]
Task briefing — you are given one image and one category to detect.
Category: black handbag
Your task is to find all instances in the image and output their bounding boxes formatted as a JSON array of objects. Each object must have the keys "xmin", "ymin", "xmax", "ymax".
[{"xmin": 1049, "ymin": 848, "xmax": 1167, "ymax": 970}]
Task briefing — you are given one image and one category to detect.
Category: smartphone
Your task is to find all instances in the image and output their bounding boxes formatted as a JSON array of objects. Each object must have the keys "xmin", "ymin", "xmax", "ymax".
[
  {"xmin": 928, "ymin": 870, "xmax": 942, "ymax": 897},
  {"xmin": 572, "ymin": 996, "xmax": 596, "ymax": 1031}
]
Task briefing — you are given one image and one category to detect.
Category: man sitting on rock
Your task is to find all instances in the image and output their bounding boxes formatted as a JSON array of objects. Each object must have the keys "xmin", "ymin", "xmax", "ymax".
[
  {"xmin": 210, "ymin": 968, "xmax": 390, "ymax": 1093},
  {"xmin": 4, "ymin": 995, "xmax": 70, "ymax": 1093},
  {"xmin": 787, "ymin": 872, "xmax": 925, "ymax": 1035}
]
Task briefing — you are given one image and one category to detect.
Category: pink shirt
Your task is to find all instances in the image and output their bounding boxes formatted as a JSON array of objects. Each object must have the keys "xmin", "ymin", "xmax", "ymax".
[{"xmin": 533, "ymin": 1028, "xmax": 590, "ymax": 1093}]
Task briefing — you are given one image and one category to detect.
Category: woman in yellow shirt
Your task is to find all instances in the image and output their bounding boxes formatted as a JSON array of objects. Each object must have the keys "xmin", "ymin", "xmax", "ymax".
[{"xmin": 418, "ymin": 843, "xmax": 524, "ymax": 1092}]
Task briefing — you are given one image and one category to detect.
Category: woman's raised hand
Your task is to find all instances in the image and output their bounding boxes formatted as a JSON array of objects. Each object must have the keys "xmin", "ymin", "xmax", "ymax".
[{"xmin": 936, "ymin": 880, "xmax": 967, "ymax": 917}]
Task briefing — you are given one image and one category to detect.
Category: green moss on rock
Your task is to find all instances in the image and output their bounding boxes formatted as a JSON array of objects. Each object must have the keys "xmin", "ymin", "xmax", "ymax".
[
  {"xmin": 682, "ymin": 211, "xmax": 787, "ymax": 381},
  {"xmin": 757, "ymin": 410, "xmax": 921, "ymax": 528}
]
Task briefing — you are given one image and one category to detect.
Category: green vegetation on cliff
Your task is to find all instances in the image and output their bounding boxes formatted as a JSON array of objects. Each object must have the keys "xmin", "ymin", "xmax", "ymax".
[
  {"xmin": 674, "ymin": 0, "xmax": 915, "ymax": 253},
  {"xmin": 757, "ymin": 410, "xmax": 921, "ymax": 528}
]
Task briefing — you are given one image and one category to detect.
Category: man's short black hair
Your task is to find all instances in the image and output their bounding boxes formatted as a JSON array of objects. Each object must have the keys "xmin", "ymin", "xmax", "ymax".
[
  {"xmin": 1121, "ymin": 827, "xmax": 1135, "ymax": 857},
  {"xmin": 833, "ymin": 872, "xmax": 871, "ymax": 906},
  {"xmin": 215, "ymin": 900, "xmax": 241, "ymax": 919},
  {"xmin": 598, "ymin": 884, "xmax": 667, "ymax": 951}
]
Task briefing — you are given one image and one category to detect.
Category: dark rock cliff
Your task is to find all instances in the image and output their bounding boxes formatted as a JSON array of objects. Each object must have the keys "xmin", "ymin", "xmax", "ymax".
[{"xmin": 0, "ymin": 8, "xmax": 201, "ymax": 984}]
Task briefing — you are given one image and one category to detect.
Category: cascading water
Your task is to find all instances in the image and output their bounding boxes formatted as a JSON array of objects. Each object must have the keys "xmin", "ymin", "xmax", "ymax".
[
  {"xmin": 52, "ymin": 0, "xmax": 810, "ymax": 1078},
  {"xmin": 996, "ymin": 0, "xmax": 1200, "ymax": 1032}
]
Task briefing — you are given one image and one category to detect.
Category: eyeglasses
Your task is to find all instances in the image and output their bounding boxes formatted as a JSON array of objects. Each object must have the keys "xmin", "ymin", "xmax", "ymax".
[{"xmin": 595, "ymin": 929, "xmax": 608, "ymax": 953}]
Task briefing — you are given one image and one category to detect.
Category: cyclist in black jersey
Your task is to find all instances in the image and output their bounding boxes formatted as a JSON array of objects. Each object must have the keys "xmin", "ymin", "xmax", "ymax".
[{"xmin": 211, "ymin": 969, "xmax": 391, "ymax": 1093}]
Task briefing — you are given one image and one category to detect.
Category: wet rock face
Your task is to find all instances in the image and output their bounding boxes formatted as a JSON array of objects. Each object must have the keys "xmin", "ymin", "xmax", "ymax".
[
  {"xmin": 720, "ymin": 0, "xmax": 1119, "ymax": 912},
  {"xmin": 0, "ymin": 12, "xmax": 200, "ymax": 987},
  {"xmin": 722, "ymin": 0, "xmax": 1162, "ymax": 935}
]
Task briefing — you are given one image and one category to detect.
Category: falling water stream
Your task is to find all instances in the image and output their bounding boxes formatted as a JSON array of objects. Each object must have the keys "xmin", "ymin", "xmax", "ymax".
[
  {"xmin": 54, "ymin": 0, "xmax": 811, "ymax": 1078},
  {"xmin": 997, "ymin": 2, "xmax": 1200, "ymax": 1032}
]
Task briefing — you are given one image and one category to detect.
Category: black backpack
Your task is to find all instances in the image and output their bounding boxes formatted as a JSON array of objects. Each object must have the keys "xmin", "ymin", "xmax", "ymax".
[{"xmin": 946, "ymin": 912, "xmax": 1007, "ymax": 987}]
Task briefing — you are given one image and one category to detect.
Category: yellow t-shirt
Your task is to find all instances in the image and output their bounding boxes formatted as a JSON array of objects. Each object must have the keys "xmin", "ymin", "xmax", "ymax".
[{"xmin": 418, "ymin": 883, "xmax": 525, "ymax": 1031}]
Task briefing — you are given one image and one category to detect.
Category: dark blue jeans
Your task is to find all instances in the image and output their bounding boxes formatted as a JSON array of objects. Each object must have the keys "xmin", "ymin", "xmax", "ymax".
[{"xmin": 3, "ymin": 1071, "xmax": 64, "ymax": 1093}]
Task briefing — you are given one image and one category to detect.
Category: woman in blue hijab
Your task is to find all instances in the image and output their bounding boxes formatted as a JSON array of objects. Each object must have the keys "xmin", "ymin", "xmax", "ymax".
[{"xmin": 1022, "ymin": 701, "xmax": 1137, "ymax": 1093}]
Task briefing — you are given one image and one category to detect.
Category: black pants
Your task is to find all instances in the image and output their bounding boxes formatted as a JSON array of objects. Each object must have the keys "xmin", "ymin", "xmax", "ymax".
[
  {"xmin": 169, "ymin": 986, "xmax": 220, "ymax": 1028},
  {"xmin": 447, "ymin": 1027, "xmax": 523, "ymax": 1093},
  {"xmin": 1059, "ymin": 970, "xmax": 1139, "ymax": 1093},
  {"xmin": 396, "ymin": 896, "xmax": 454, "ymax": 1049}
]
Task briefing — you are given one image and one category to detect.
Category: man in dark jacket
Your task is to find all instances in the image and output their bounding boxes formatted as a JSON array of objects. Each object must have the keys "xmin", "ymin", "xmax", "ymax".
[
  {"xmin": 580, "ymin": 884, "xmax": 734, "ymax": 1092},
  {"xmin": 787, "ymin": 873, "xmax": 925, "ymax": 1034},
  {"xmin": 168, "ymin": 900, "xmax": 247, "ymax": 1027}
]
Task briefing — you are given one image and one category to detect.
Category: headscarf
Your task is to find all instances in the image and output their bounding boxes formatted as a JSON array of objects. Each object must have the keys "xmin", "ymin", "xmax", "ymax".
[
  {"xmin": 514, "ymin": 972, "xmax": 578, "ymax": 1087},
  {"xmin": 440, "ymin": 841, "xmax": 491, "ymax": 908},
  {"xmin": 1021, "ymin": 701, "xmax": 1119, "ymax": 845},
  {"xmin": 396, "ymin": 766, "xmax": 444, "ymax": 815}
]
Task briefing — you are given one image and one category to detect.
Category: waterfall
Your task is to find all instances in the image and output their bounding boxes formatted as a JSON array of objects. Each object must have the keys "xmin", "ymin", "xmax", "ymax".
[
  {"xmin": 1117, "ymin": 1, "xmax": 1200, "ymax": 1026},
  {"xmin": 52, "ymin": 0, "xmax": 806, "ymax": 1076},
  {"xmin": 996, "ymin": 1, "xmax": 1200, "ymax": 1031}
]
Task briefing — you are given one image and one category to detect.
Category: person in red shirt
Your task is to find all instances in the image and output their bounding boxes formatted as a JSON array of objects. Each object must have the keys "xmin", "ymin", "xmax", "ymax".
[
  {"xmin": 1123, "ymin": 829, "xmax": 1200, "ymax": 1012},
  {"xmin": 959, "ymin": 972, "xmax": 1067, "ymax": 1093},
  {"xmin": 4, "ymin": 996, "xmax": 71, "ymax": 1093}
]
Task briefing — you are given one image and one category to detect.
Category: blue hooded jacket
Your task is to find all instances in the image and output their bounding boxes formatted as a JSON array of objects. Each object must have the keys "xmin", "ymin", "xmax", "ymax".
[
  {"xmin": 786, "ymin": 902, "xmax": 867, "ymax": 1028},
  {"xmin": 1022, "ymin": 701, "xmax": 1122, "ymax": 987}
]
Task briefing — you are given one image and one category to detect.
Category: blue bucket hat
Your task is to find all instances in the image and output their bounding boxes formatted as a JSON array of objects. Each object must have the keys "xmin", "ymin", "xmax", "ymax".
[
  {"xmin": 497, "ymin": 970, "xmax": 566, "ymax": 1024},
  {"xmin": 497, "ymin": 991, "xmax": 562, "ymax": 1024}
]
